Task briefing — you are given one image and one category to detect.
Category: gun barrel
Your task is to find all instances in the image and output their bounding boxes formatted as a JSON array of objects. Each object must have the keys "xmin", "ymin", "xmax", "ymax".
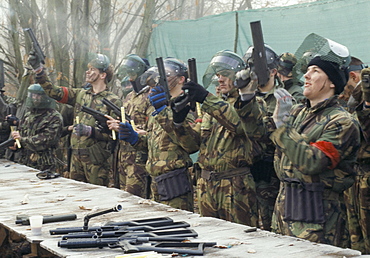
[
  {"xmin": 0, "ymin": 138, "xmax": 15, "ymax": 149},
  {"xmin": 23, "ymin": 28, "xmax": 45, "ymax": 64},
  {"xmin": 15, "ymin": 214, "xmax": 77, "ymax": 225},
  {"xmin": 155, "ymin": 57, "xmax": 171, "ymax": 101},
  {"xmin": 250, "ymin": 21, "xmax": 270, "ymax": 87},
  {"xmin": 0, "ymin": 60, "xmax": 4, "ymax": 90}
]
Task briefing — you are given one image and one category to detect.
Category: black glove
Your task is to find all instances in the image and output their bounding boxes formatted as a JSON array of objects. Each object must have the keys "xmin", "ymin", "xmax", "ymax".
[
  {"xmin": 6, "ymin": 115, "xmax": 19, "ymax": 126},
  {"xmin": 182, "ymin": 81, "xmax": 209, "ymax": 104},
  {"xmin": 171, "ymin": 99, "xmax": 191, "ymax": 124},
  {"xmin": 27, "ymin": 50, "xmax": 42, "ymax": 70},
  {"xmin": 74, "ymin": 124, "xmax": 93, "ymax": 137}
]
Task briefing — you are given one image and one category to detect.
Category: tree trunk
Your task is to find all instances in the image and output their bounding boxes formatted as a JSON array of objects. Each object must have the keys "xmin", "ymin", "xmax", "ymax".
[
  {"xmin": 136, "ymin": 0, "xmax": 156, "ymax": 58},
  {"xmin": 71, "ymin": 0, "xmax": 90, "ymax": 87}
]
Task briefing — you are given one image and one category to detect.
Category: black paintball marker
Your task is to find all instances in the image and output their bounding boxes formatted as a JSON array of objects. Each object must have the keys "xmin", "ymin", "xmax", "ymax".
[
  {"xmin": 173, "ymin": 58, "xmax": 198, "ymax": 112},
  {"xmin": 15, "ymin": 214, "xmax": 77, "ymax": 225},
  {"xmin": 58, "ymin": 235, "xmax": 190, "ymax": 249},
  {"xmin": 62, "ymin": 228, "xmax": 198, "ymax": 240},
  {"xmin": 50, "ymin": 204, "xmax": 122, "ymax": 235},
  {"xmin": 110, "ymin": 240, "xmax": 217, "ymax": 255},
  {"xmin": 101, "ymin": 98, "xmax": 130, "ymax": 121},
  {"xmin": 80, "ymin": 105, "xmax": 111, "ymax": 131},
  {"xmin": 59, "ymin": 221, "xmax": 191, "ymax": 239},
  {"xmin": 23, "ymin": 28, "xmax": 45, "ymax": 64},
  {"xmin": 250, "ymin": 21, "xmax": 270, "ymax": 87},
  {"xmin": 0, "ymin": 59, "xmax": 4, "ymax": 91},
  {"xmin": 0, "ymin": 138, "xmax": 15, "ymax": 149},
  {"xmin": 155, "ymin": 57, "xmax": 171, "ymax": 101}
]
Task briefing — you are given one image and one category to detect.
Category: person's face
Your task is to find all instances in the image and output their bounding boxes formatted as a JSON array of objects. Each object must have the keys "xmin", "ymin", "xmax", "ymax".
[
  {"xmin": 217, "ymin": 71, "xmax": 234, "ymax": 94},
  {"xmin": 85, "ymin": 66, "xmax": 102, "ymax": 83},
  {"xmin": 303, "ymin": 65, "xmax": 334, "ymax": 101},
  {"xmin": 31, "ymin": 93, "xmax": 42, "ymax": 106}
]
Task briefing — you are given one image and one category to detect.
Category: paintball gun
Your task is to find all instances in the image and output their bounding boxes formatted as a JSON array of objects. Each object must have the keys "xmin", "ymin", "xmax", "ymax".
[
  {"xmin": 0, "ymin": 138, "xmax": 15, "ymax": 149},
  {"xmin": 58, "ymin": 235, "xmax": 190, "ymax": 249},
  {"xmin": 15, "ymin": 214, "xmax": 77, "ymax": 225},
  {"xmin": 0, "ymin": 59, "xmax": 4, "ymax": 91},
  {"xmin": 101, "ymin": 98, "xmax": 130, "ymax": 121},
  {"xmin": 155, "ymin": 57, "xmax": 171, "ymax": 101},
  {"xmin": 80, "ymin": 105, "xmax": 112, "ymax": 132},
  {"xmin": 173, "ymin": 58, "xmax": 198, "ymax": 112},
  {"xmin": 110, "ymin": 241, "xmax": 217, "ymax": 255},
  {"xmin": 23, "ymin": 28, "xmax": 45, "ymax": 64},
  {"xmin": 250, "ymin": 21, "xmax": 270, "ymax": 87}
]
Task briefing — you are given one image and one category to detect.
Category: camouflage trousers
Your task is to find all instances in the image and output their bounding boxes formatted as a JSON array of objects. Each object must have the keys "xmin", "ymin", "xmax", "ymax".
[
  {"xmin": 272, "ymin": 182, "xmax": 350, "ymax": 248},
  {"xmin": 150, "ymin": 168, "xmax": 194, "ymax": 212},
  {"xmin": 344, "ymin": 165, "xmax": 370, "ymax": 254},
  {"xmin": 255, "ymin": 177, "xmax": 279, "ymax": 231},
  {"xmin": 117, "ymin": 150, "xmax": 149, "ymax": 199},
  {"xmin": 196, "ymin": 172, "xmax": 258, "ymax": 227},
  {"xmin": 69, "ymin": 152, "xmax": 111, "ymax": 186}
]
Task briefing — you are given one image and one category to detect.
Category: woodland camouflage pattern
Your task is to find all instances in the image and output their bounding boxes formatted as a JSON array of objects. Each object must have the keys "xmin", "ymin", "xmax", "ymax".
[
  {"xmin": 35, "ymin": 71, "xmax": 122, "ymax": 185},
  {"xmin": 192, "ymin": 89, "xmax": 266, "ymax": 226},
  {"xmin": 133, "ymin": 103, "xmax": 199, "ymax": 211},
  {"xmin": 17, "ymin": 108, "xmax": 62, "ymax": 171},
  {"xmin": 117, "ymin": 88, "xmax": 151, "ymax": 198},
  {"xmin": 344, "ymin": 106, "xmax": 370, "ymax": 254},
  {"xmin": 269, "ymin": 96, "xmax": 360, "ymax": 247}
]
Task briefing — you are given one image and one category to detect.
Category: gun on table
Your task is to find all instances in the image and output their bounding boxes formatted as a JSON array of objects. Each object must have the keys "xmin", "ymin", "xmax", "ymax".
[
  {"xmin": 62, "ymin": 227, "xmax": 198, "ymax": 240},
  {"xmin": 59, "ymin": 221, "xmax": 192, "ymax": 239},
  {"xmin": 0, "ymin": 138, "xmax": 15, "ymax": 149},
  {"xmin": 58, "ymin": 235, "xmax": 190, "ymax": 249},
  {"xmin": 15, "ymin": 214, "xmax": 77, "ymax": 225},
  {"xmin": 250, "ymin": 21, "xmax": 270, "ymax": 87},
  {"xmin": 155, "ymin": 57, "xmax": 171, "ymax": 102},
  {"xmin": 101, "ymin": 98, "xmax": 130, "ymax": 121},
  {"xmin": 51, "ymin": 220, "xmax": 190, "ymax": 235},
  {"xmin": 173, "ymin": 58, "xmax": 197, "ymax": 112},
  {"xmin": 23, "ymin": 28, "xmax": 45, "ymax": 65},
  {"xmin": 110, "ymin": 240, "xmax": 217, "ymax": 255}
]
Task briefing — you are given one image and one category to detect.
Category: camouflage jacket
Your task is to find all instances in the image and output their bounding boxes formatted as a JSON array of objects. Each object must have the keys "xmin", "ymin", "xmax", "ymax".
[
  {"xmin": 355, "ymin": 106, "xmax": 370, "ymax": 162},
  {"xmin": 18, "ymin": 108, "xmax": 63, "ymax": 169},
  {"xmin": 35, "ymin": 71, "xmax": 122, "ymax": 149},
  {"xmin": 196, "ymin": 88, "xmax": 265, "ymax": 172},
  {"xmin": 270, "ymin": 96, "xmax": 360, "ymax": 191},
  {"xmin": 134, "ymin": 104, "xmax": 199, "ymax": 177}
]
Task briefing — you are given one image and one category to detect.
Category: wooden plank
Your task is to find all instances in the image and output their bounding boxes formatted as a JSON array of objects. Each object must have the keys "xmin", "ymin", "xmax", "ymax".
[{"xmin": 0, "ymin": 160, "xmax": 363, "ymax": 258}]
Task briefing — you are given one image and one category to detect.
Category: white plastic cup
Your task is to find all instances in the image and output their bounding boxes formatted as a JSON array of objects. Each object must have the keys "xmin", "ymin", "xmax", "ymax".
[{"xmin": 29, "ymin": 215, "xmax": 43, "ymax": 236}]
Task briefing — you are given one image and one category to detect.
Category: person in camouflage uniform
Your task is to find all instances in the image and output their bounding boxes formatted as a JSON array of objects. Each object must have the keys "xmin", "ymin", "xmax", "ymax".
[
  {"xmin": 277, "ymin": 52, "xmax": 305, "ymax": 104},
  {"xmin": 341, "ymin": 57, "xmax": 367, "ymax": 112},
  {"xmin": 0, "ymin": 91, "xmax": 17, "ymax": 159},
  {"xmin": 28, "ymin": 52, "xmax": 122, "ymax": 186},
  {"xmin": 9, "ymin": 84, "xmax": 62, "ymax": 171},
  {"xmin": 239, "ymin": 45, "xmax": 285, "ymax": 230},
  {"xmin": 171, "ymin": 50, "xmax": 266, "ymax": 226},
  {"xmin": 343, "ymin": 67, "xmax": 370, "ymax": 254},
  {"xmin": 268, "ymin": 53, "xmax": 360, "ymax": 247},
  {"xmin": 115, "ymin": 54, "xmax": 151, "ymax": 198},
  {"xmin": 114, "ymin": 58, "xmax": 198, "ymax": 211}
]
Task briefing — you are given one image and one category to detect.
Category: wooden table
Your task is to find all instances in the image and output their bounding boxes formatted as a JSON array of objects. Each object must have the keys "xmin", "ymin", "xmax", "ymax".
[{"xmin": 0, "ymin": 159, "xmax": 363, "ymax": 257}]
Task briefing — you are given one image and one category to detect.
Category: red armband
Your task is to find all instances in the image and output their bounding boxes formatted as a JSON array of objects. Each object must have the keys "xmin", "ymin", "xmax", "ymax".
[
  {"xmin": 58, "ymin": 87, "xmax": 69, "ymax": 104},
  {"xmin": 310, "ymin": 141, "xmax": 340, "ymax": 169}
]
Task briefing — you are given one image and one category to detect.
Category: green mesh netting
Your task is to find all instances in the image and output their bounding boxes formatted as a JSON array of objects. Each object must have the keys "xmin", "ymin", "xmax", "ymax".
[{"xmin": 147, "ymin": 0, "xmax": 370, "ymax": 92}]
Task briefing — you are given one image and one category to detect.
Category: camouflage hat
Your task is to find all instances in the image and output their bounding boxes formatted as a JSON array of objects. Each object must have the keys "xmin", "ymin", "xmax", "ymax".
[{"xmin": 277, "ymin": 52, "xmax": 297, "ymax": 77}]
